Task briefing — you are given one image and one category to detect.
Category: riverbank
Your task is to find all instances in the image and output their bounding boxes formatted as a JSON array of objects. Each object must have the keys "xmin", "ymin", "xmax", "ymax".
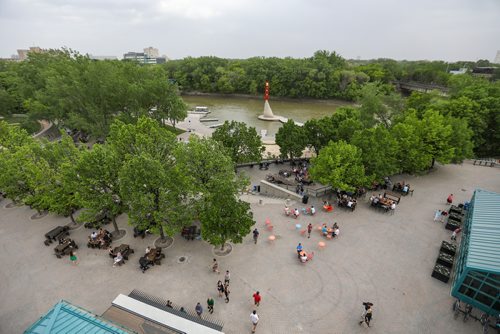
[{"xmin": 181, "ymin": 91, "xmax": 356, "ymax": 106}]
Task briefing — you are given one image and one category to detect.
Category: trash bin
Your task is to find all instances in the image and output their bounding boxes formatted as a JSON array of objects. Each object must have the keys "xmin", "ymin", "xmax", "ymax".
[
  {"xmin": 302, "ymin": 195, "xmax": 309, "ymax": 204},
  {"xmin": 257, "ymin": 185, "xmax": 261, "ymax": 192}
]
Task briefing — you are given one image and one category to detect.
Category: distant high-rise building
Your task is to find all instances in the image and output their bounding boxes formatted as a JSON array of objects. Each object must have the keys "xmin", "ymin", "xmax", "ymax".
[
  {"xmin": 143, "ymin": 47, "xmax": 159, "ymax": 58},
  {"xmin": 123, "ymin": 48, "xmax": 167, "ymax": 64},
  {"xmin": 494, "ymin": 50, "xmax": 500, "ymax": 64}
]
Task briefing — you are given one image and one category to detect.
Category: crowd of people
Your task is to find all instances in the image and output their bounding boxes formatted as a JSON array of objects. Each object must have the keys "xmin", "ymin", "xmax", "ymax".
[{"xmin": 88, "ymin": 228, "xmax": 112, "ymax": 249}]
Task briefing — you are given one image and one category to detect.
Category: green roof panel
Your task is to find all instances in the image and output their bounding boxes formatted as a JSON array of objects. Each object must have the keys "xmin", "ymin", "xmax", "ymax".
[{"xmin": 465, "ymin": 189, "xmax": 500, "ymax": 274}]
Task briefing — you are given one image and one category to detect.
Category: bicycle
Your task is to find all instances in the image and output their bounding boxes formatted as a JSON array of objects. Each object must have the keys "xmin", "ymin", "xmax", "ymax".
[
  {"xmin": 452, "ymin": 299, "xmax": 461, "ymax": 319},
  {"xmin": 463, "ymin": 304, "xmax": 473, "ymax": 322}
]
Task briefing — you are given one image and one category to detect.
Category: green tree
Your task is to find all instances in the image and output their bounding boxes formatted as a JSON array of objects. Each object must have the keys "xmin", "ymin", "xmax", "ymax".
[
  {"xmin": 74, "ymin": 144, "xmax": 124, "ymax": 235},
  {"xmin": 309, "ymin": 140, "xmax": 366, "ymax": 191},
  {"xmin": 275, "ymin": 119, "xmax": 307, "ymax": 160},
  {"xmin": 351, "ymin": 126, "xmax": 399, "ymax": 181},
  {"xmin": 176, "ymin": 137, "xmax": 253, "ymax": 250},
  {"xmin": 212, "ymin": 121, "xmax": 264, "ymax": 164}
]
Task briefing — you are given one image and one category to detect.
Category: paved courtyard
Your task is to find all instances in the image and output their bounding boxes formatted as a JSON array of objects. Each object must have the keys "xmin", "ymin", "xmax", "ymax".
[{"xmin": 1, "ymin": 161, "xmax": 499, "ymax": 334}]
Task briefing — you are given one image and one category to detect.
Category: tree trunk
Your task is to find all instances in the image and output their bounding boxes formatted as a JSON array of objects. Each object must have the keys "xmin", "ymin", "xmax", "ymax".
[
  {"xmin": 220, "ymin": 242, "xmax": 225, "ymax": 251},
  {"xmin": 69, "ymin": 211, "xmax": 75, "ymax": 224},
  {"xmin": 111, "ymin": 215, "xmax": 119, "ymax": 234},
  {"xmin": 159, "ymin": 225, "xmax": 166, "ymax": 241},
  {"xmin": 430, "ymin": 157, "xmax": 436, "ymax": 169}
]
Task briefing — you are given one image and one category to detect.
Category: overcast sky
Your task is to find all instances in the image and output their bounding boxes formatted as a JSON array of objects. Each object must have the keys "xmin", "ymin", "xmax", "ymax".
[{"xmin": 0, "ymin": 0, "xmax": 499, "ymax": 61}]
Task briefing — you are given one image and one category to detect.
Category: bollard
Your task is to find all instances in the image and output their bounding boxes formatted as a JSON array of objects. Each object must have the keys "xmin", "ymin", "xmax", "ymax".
[{"xmin": 259, "ymin": 199, "xmax": 263, "ymax": 205}]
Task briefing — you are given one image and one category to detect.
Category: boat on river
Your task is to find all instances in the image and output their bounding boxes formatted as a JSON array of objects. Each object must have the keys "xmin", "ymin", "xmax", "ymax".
[{"xmin": 190, "ymin": 106, "xmax": 210, "ymax": 115}]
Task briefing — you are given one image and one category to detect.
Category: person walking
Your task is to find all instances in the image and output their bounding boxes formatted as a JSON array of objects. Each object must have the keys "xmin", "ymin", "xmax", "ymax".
[
  {"xmin": 451, "ymin": 227, "xmax": 462, "ymax": 241},
  {"xmin": 253, "ymin": 228, "xmax": 260, "ymax": 244},
  {"xmin": 69, "ymin": 251, "xmax": 78, "ymax": 265},
  {"xmin": 217, "ymin": 280, "xmax": 224, "ymax": 298},
  {"xmin": 253, "ymin": 291, "xmax": 261, "ymax": 306},
  {"xmin": 212, "ymin": 258, "xmax": 220, "ymax": 274},
  {"xmin": 433, "ymin": 210, "xmax": 442, "ymax": 223},
  {"xmin": 224, "ymin": 283, "xmax": 230, "ymax": 303},
  {"xmin": 207, "ymin": 298, "xmax": 214, "ymax": 314},
  {"xmin": 224, "ymin": 270, "xmax": 230, "ymax": 285},
  {"xmin": 250, "ymin": 310, "xmax": 259, "ymax": 333},
  {"xmin": 307, "ymin": 223, "xmax": 313, "ymax": 238},
  {"xmin": 359, "ymin": 302, "xmax": 373, "ymax": 327},
  {"xmin": 195, "ymin": 302, "xmax": 203, "ymax": 317},
  {"xmin": 447, "ymin": 194, "xmax": 454, "ymax": 204}
]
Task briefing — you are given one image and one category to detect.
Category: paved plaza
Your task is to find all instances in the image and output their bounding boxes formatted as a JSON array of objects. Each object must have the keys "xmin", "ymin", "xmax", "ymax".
[{"xmin": 1, "ymin": 161, "xmax": 499, "ymax": 333}]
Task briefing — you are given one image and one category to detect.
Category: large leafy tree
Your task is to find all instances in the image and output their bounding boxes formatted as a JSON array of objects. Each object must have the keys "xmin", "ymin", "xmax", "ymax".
[
  {"xmin": 74, "ymin": 144, "xmax": 124, "ymax": 235},
  {"xmin": 390, "ymin": 122, "xmax": 431, "ymax": 174},
  {"xmin": 108, "ymin": 117, "xmax": 190, "ymax": 240},
  {"xmin": 275, "ymin": 119, "xmax": 307, "ymax": 160},
  {"xmin": 351, "ymin": 126, "xmax": 399, "ymax": 181},
  {"xmin": 212, "ymin": 121, "xmax": 264, "ymax": 164},
  {"xmin": 176, "ymin": 137, "xmax": 253, "ymax": 249},
  {"xmin": 309, "ymin": 140, "xmax": 366, "ymax": 191},
  {"xmin": 358, "ymin": 83, "xmax": 404, "ymax": 128}
]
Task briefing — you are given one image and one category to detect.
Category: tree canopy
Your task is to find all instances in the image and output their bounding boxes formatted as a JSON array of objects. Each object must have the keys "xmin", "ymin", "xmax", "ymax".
[{"xmin": 212, "ymin": 121, "xmax": 265, "ymax": 164}]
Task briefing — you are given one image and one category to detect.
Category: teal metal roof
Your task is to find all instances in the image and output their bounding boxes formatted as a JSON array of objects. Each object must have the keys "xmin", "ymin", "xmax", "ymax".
[
  {"xmin": 24, "ymin": 300, "xmax": 132, "ymax": 334},
  {"xmin": 465, "ymin": 189, "xmax": 500, "ymax": 274}
]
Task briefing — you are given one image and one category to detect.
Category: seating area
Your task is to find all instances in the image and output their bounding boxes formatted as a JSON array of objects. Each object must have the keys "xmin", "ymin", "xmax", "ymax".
[
  {"xmin": 54, "ymin": 237, "xmax": 78, "ymax": 259},
  {"xmin": 139, "ymin": 247, "xmax": 166, "ymax": 273},
  {"xmin": 392, "ymin": 182, "xmax": 414, "ymax": 196},
  {"xmin": 181, "ymin": 226, "xmax": 201, "ymax": 241},
  {"xmin": 44, "ymin": 226, "xmax": 70, "ymax": 246},
  {"xmin": 369, "ymin": 194, "xmax": 397, "ymax": 213},
  {"xmin": 109, "ymin": 244, "xmax": 134, "ymax": 266},
  {"xmin": 337, "ymin": 196, "xmax": 357, "ymax": 211},
  {"xmin": 87, "ymin": 229, "xmax": 113, "ymax": 249}
]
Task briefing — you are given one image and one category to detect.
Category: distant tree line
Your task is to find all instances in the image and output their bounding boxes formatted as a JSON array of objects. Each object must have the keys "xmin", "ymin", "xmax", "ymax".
[{"xmin": 0, "ymin": 49, "xmax": 187, "ymax": 138}]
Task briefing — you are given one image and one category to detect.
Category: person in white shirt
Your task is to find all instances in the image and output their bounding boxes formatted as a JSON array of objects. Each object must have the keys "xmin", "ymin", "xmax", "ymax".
[
  {"xmin": 310, "ymin": 206, "xmax": 316, "ymax": 215},
  {"xmin": 250, "ymin": 310, "xmax": 259, "ymax": 333},
  {"xmin": 113, "ymin": 252, "xmax": 123, "ymax": 267}
]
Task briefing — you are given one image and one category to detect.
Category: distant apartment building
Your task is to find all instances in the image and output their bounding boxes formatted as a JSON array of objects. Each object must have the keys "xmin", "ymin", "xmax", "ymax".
[
  {"xmin": 123, "ymin": 47, "xmax": 167, "ymax": 64},
  {"xmin": 16, "ymin": 47, "xmax": 43, "ymax": 61},
  {"xmin": 144, "ymin": 47, "xmax": 159, "ymax": 58}
]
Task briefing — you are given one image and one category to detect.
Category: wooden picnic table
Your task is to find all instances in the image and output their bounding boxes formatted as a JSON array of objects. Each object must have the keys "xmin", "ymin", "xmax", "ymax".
[
  {"xmin": 54, "ymin": 238, "xmax": 77, "ymax": 258},
  {"xmin": 44, "ymin": 226, "xmax": 69, "ymax": 246},
  {"xmin": 109, "ymin": 244, "xmax": 134, "ymax": 260}
]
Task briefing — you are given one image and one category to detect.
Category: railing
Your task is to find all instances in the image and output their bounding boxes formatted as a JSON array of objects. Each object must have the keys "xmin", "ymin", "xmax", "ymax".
[{"xmin": 128, "ymin": 289, "xmax": 224, "ymax": 332}]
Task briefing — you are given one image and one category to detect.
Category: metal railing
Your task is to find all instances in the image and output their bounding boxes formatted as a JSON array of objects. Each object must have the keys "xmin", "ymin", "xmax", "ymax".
[{"xmin": 128, "ymin": 289, "xmax": 224, "ymax": 332}]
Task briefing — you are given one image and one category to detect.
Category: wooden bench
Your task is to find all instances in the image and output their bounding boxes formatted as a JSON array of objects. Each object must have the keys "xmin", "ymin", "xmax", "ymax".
[
  {"xmin": 109, "ymin": 244, "xmax": 134, "ymax": 261},
  {"xmin": 473, "ymin": 160, "xmax": 497, "ymax": 167}
]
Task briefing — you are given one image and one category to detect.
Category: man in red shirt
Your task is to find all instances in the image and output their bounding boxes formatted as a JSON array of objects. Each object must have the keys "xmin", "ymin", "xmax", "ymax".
[{"xmin": 253, "ymin": 291, "xmax": 261, "ymax": 306}]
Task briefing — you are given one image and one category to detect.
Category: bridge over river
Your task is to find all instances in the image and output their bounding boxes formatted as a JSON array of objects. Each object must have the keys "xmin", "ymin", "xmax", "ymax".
[{"xmin": 394, "ymin": 81, "xmax": 449, "ymax": 95}]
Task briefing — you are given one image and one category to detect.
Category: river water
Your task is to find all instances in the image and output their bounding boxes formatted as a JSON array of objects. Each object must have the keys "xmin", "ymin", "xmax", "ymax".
[{"xmin": 182, "ymin": 95, "xmax": 351, "ymax": 137}]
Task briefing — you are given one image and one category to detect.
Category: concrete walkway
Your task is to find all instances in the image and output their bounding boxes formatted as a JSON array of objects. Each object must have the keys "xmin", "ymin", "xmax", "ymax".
[{"xmin": 1, "ymin": 161, "xmax": 499, "ymax": 333}]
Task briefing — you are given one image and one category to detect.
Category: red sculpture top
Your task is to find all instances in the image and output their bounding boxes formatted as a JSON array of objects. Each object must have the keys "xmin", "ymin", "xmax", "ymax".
[{"xmin": 264, "ymin": 81, "xmax": 270, "ymax": 101}]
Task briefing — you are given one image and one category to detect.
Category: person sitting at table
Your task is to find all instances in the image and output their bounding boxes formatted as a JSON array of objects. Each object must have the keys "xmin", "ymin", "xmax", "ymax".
[
  {"xmin": 145, "ymin": 246, "xmax": 151, "ymax": 255},
  {"xmin": 90, "ymin": 231, "xmax": 98, "ymax": 241},
  {"xmin": 113, "ymin": 252, "xmax": 123, "ymax": 267},
  {"xmin": 299, "ymin": 250, "xmax": 308, "ymax": 263},
  {"xmin": 390, "ymin": 202, "xmax": 396, "ymax": 211},
  {"xmin": 333, "ymin": 227, "xmax": 340, "ymax": 238},
  {"xmin": 310, "ymin": 206, "xmax": 316, "ymax": 215},
  {"xmin": 321, "ymin": 225, "xmax": 328, "ymax": 236},
  {"xmin": 284, "ymin": 206, "xmax": 291, "ymax": 216},
  {"xmin": 293, "ymin": 208, "xmax": 300, "ymax": 218}
]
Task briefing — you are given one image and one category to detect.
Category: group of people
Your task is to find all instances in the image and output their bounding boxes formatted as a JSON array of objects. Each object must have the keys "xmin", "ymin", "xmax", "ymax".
[
  {"xmin": 88, "ymin": 228, "xmax": 112, "ymax": 248},
  {"xmin": 338, "ymin": 195, "xmax": 357, "ymax": 211},
  {"xmin": 393, "ymin": 182, "xmax": 411, "ymax": 195},
  {"xmin": 216, "ymin": 272, "xmax": 231, "ymax": 303},
  {"xmin": 284, "ymin": 206, "xmax": 301, "ymax": 218},
  {"xmin": 370, "ymin": 194, "xmax": 397, "ymax": 212},
  {"xmin": 321, "ymin": 222, "xmax": 340, "ymax": 239},
  {"xmin": 296, "ymin": 243, "xmax": 313, "ymax": 263}
]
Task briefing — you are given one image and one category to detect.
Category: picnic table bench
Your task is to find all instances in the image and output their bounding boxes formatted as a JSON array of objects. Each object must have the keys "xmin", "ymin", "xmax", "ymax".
[
  {"xmin": 44, "ymin": 226, "xmax": 70, "ymax": 246},
  {"xmin": 145, "ymin": 248, "xmax": 166, "ymax": 265},
  {"xmin": 109, "ymin": 244, "xmax": 134, "ymax": 261},
  {"xmin": 54, "ymin": 238, "xmax": 78, "ymax": 258},
  {"xmin": 181, "ymin": 226, "xmax": 201, "ymax": 240}
]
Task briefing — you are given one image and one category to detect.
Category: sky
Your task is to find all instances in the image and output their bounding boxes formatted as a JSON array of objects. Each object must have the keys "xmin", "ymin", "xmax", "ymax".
[{"xmin": 0, "ymin": 0, "xmax": 499, "ymax": 61}]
